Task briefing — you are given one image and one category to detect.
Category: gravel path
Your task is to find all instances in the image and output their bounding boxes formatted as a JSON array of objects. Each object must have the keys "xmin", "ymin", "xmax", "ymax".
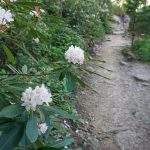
[{"xmin": 77, "ymin": 24, "xmax": 150, "ymax": 150}]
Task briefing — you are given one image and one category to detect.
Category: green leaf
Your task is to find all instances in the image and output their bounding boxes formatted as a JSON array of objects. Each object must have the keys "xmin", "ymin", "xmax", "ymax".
[
  {"xmin": 48, "ymin": 138, "xmax": 73, "ymax": 148},
  {"xmin": 0, "ymin": 104, "xmax": 24, "ymax": 118},
  {"xmin": 3, "ymin": 85, "xmax": 24, "ymax": 93},
  {"xmin": 59, "ymin": 69, "xmax": 67, "ymax": 81},
  {"xmin": 84, "ymin": 51, "xmax": 90, "ymax": 60},
  {"xmin": 44, "ymin": 106, "xmax": 79, "ymax": 121},
  {"xmin": 0, "ymin": 123, "xmax": 24, "ymax": 150},
  {"xmin": 26, "ymin": 117, "xmax": 38, "ymax": 143},
  {"xmin": 19, "ymin": 128, "xmax": 30, "ymax": 147},
  {"xmin": 2, "ymin": 44, "xmax": 16, "ymax": 64},
  {"xmin": 68, "ymin": 72, "xmax": 98, "ymax": 93},
  {"xmin": 71, "ymin": 72, "xmax": 99, "ymax": 93},
  {"xmin": 65, "ymin": 72, "xmax": 76, "ymax": 92},
  {"xmin": 0, "ymin": 97, "xmax": 9, "ymax": 111},
  {"xmin": 0, "ymin": 122, "xmax": 16, "ymax": 131},
  {"xmin": 15, "ymin": 43, "xmax": 38, "ymax": 64},
  {"xmin": 70, "ymin": 73, "xmax": 86, "ymax": 88}
]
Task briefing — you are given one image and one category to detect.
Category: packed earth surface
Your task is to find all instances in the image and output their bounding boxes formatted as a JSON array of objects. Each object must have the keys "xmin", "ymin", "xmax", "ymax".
[{"xmin": 76, "ymin": 23, "xmax": 150, "ymax": 150}]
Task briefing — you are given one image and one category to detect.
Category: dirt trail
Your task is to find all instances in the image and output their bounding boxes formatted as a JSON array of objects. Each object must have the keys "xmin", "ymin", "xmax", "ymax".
[{"xmin": 77, "ymin": 24, "xmax": 150, "ymax": 150}]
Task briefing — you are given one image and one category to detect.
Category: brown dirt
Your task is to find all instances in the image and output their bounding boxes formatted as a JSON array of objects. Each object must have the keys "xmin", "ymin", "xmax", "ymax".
[{"xmin": 77, "ymin": 24, "xmax": 150, "ymax": 150}]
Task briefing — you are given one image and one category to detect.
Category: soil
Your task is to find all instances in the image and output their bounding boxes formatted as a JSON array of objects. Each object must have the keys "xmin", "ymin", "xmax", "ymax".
[{"xmin": 76, "ymin": 23, "xmax": 150, "ymax": 150}]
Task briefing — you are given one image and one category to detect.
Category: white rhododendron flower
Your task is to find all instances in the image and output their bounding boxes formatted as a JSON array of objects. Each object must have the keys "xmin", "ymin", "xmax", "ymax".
[
  {"xmin": 38, "ymin": 123, "xmax": 48, "ymax": 134},
  {"xmin": 33, "ymin": 84, "xmax": 52, "ymax": 106},
  {"xmin": 21, "ymin": 84, "xmax": 52, "ymax": 111},
  {"xmin": 0, "ymin": 7, "xmax": 13, "ymax": 25},
  {"xmin": 65, "ymin": 45, "xmax": 85, "ymax": 65},
  {"xmin": 33, "ymin": 37, "xmax": 40, "ymax": 44}
]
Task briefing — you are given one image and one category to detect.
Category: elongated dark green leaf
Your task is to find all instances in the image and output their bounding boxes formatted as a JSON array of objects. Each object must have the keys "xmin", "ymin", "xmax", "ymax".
[
  {"xmin": 69, "ymin": 72, "xmax": 86, "ymax": 88},
  {"xmin": 1, "ymin": 76, "xmax": 18, "ymax": 82},
  {"xmin": 0, "ymin": 122, "xmax": 16, "ymax": 131},
  {"xmin": 44, "ymin": 106, "xmax": 79, "ymax": 121},
  {"xmin": 15, "ymin": 43, "xmax": 38, "ymax": 64},
  {"xmin": 48, "ymin": 138, "xmax": 73, "ymax": 148},
  {"xmin": 19, "ymin": 128, "xmax": 30, "ymax": 147},
  {"xmin": 2, "ymin": 44, "xmax": 16, "ymax": 64},
  {"xmin": 3, "ymin": 85, "xmax": 24, "ymax": 92},
  {"xmin": 69, "ymin": 72, "xmax": 98, "ymax": 93},
  {"xmin": 0, "ymin": 104, "xmax": 24, "ymax": 118},
  {"xmin": 59, "ymin": 69, "xmax": 67, "ymax": 81},
  {"xmin": 0, "ymin": 96, "xmax": 9, "ymax": 111},
  {"xmin": 65, "ymin": 72, "xmax": 76, "ymax": 92},
  {"xmin": 84, "ymin": 51, "xmax": 90, "ymax": 60},
  {"xmin": 0, "ymin": 123, "xmax": 24, "ymax": 150},
  {"xmin": 26, "ymin": 117, "xmax": 38, "ymax": 143}
]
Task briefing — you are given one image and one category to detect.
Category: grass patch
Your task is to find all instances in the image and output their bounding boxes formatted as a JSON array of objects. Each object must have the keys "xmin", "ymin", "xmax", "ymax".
[{"xmin": 123, "ymin": 36, "xmax": 150, "ymax": 62}]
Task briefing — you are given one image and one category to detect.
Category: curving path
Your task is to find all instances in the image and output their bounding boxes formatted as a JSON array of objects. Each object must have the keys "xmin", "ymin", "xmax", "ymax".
[{"xmin": 78, "ymin": 24, "xmax": 150, "ymax": 150}]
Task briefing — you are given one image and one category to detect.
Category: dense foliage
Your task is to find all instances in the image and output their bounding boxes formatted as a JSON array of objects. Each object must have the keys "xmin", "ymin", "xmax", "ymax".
[
  {"xmin": 0, "ymin": 0, "xmax": 112, "ymax": 149},
  {"xmin": 123, "ymin": 0, "xmax": 149, "ymax": 43},
  {"xmin": 131, "ymin": 36, "xmax": 150, "ymax": 61},
  {"xmin": 132, "ymin": 5, "xmax": 150, "ymax": 34},
  {"xmin": 44, "ymin": 0, "xmax": 112, "ymax": 48},
  {"xmin": 122, "ymin": 0, "xmax": 150, "ymax": 62},
  {"xmin": 123, "ymin": 36, "xmax": 150, "ymax": 61}
]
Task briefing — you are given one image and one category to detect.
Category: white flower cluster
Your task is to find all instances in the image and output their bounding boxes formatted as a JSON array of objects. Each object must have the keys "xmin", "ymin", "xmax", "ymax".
[
  {"xmin": 0, "ymin": 7, "xmax": 13, "ymax": 25},
  {"xmin": 21, "ymin": 84, "xmax": 52, "ymax": 111},
  {"xmin": 38, "ymin": 123, "xmax": 48, "ymax": 135},
  {"xmin": 65, "ymin": 45, "xmax": 85, "ymax": 65},
  {"xmin": 1, "ymin": 0, "xmax": 16, "ymax": 3}
]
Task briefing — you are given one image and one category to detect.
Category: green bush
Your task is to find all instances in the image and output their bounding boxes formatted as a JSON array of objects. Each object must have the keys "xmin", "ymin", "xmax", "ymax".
[
  {"xmin": 134, "ymin": 6, "xmax": 150, "ymax": 34},
  {"xmin": 50, "ymin": 25, "xmax": 85, "ymax": 60},
  {"xmin": 0, "ymin": 2, "xmax": 86, "ymax": 149},
  {"xmin": 30, "ymin": 23, "xmax": 85, "ymax": 62},
  {"xmin": 123, "ymin": 0, "xmax": 150, "ymax": 44},
  {"xmin": 44, "ymin": 0, "xmax": 112, "ymax": 44},
  {"xmin": 123, "ymin": 36, "xmax": 150, "ymax": 62},
  {"xmin": 132, "ymin": 37, "xmax": 150, "ymax": 61}
]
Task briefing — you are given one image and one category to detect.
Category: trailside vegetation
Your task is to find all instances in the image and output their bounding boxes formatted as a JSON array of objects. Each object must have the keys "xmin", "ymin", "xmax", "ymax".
[
  {"xmin": 123, "ymin": 0, "xmax": 150, "ymax": 61},
  {"xmin": 0, "ymin": 0, "xmax": 112, "ymax": 149}
]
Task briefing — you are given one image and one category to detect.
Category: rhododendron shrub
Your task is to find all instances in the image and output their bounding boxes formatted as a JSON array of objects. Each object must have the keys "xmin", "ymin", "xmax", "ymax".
[
  {"xmin": 45, "ymin": 0, "xmax": 112, "ymax": 48},
  {"xmin": 0, "ymin": 2, "xmax": 81, "ymax": 149},
  {"xmin": 0, "ymin": 1, "xmax": 112, "ymax": 149}
]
